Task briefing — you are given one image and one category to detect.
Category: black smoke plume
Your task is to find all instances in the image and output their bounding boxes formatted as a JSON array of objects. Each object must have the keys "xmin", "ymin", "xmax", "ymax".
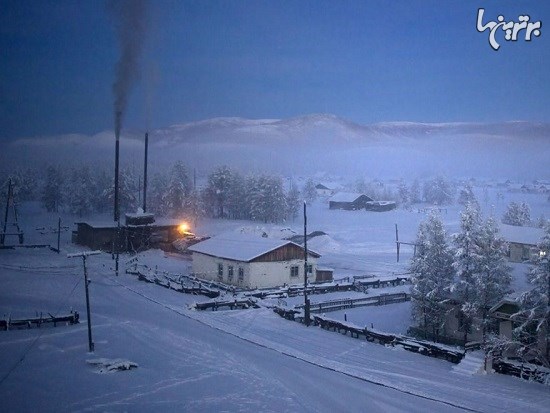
[{"xmin": 108, "ymin": 0, "xmax": 148, "ymax": 139}]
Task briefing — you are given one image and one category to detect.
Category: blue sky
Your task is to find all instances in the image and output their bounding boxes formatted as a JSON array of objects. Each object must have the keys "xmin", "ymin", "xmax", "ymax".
[{"xmin": 1, "ymin": 0, "xmax": 549, "ymax": 140}]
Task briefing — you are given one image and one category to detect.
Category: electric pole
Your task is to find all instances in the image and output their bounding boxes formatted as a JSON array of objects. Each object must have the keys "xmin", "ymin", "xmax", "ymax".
[
  {"xmin": 303, "ymin": 201, "xmax": 310, "ymax": 326},
  {"xmin": 68, "ymin": 250, "xmax": 101, "ymax": 352}
]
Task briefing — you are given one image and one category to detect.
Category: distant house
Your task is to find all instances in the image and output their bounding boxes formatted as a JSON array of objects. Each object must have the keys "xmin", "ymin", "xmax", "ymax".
[
  {"xmin": 365, "ymin": 200, "xmax": 397, "ymax": 212},
  {"xmin": 328, "ymin": 192, "xmax": 373, "ymax": 210},
  {"xmin": 188, "ymin": 233, "xmax": 321, "ymax": 289},
  {"xmin": 489, "ymin": 295, "xmax": 548, "ymax": 362},
  {"xmin": 499, "ymin": 224, "xmax": 544, "ymax": 262},
  {"xmin": 315, "ymin": 183, "xmax": 337, "ymax": 196}
]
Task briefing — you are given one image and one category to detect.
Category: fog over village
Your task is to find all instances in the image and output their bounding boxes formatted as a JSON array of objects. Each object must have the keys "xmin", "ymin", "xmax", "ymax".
[{"xmin": 0, "ymin": 1, "xmax": 549, "ymax": 412}]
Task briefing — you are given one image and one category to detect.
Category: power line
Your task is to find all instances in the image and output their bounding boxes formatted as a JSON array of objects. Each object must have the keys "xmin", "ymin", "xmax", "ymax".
[{"xmin": 0, "ymin": 276, "xmax": 82, "ymax": 388}]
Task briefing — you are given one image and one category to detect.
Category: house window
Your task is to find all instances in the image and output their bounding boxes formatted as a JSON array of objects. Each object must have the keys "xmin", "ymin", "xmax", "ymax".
[
  {"xmin": 228, "ymin": 265, "xmax": 234, "ymax": 281},
  {"xmin": 218, "ymin": 263, "xmax": 223, "ymax": 280},
  {"xmin": 290, "ymin": 266, "xmax": 299, "ymax": 277},
  {"xmin": 238, "ymin": 267, "xmax": 244, "ymax": 283},
  {"xmin": 307, "ymin": 264, "xmax": 313, "ymax": 274}
]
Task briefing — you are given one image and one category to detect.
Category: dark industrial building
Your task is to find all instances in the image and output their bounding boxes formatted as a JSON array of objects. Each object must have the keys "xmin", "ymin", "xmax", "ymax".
[{"xmin": 73, "ymin": 213, "xmax": 184, "ymax": 252}]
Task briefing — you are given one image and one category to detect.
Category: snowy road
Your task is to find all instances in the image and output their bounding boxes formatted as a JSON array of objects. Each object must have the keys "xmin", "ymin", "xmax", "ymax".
[
  {"xmin": 0, "ymin": 249, "xmax": 547, "ymax": 412},
  {"xmin": 0, "ymin": 251, "xmax": 467, "ymax": 412}
]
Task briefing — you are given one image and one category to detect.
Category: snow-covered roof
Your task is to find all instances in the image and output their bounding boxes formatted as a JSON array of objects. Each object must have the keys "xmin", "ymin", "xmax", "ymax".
[
  {"xmin": 365, "ymin": 201, "xmax": 396, "ymax": 206},
  {"xmin": 316, "ymin": 182, "xmax": 339, "ymax": 190},
  {"xmin": 188, "ymin": 233, "xmax": 320, "ymax": 262},
  {"xmin": 329, "ymin": 192, "xmax": 368, "ymax": 203},
  {"xmin": 499, "ymin": 224, "xmax": 544, "ymax": 246}
]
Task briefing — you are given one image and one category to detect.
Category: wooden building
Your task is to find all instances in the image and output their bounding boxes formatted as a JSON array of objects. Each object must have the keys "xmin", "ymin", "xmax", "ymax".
[
  {"xmin": 188, "ymin": 233, "xmax": 321, "ymax": 289},
  {"xmin": 329, "ymin": 192, "xmax": 374, "ymax": 210},
  {"xmin": 365, "ymin": 200, "xmax": 397, "ymax": 212},
  {"xmin": 73, "ymin": 213, "xmax": 183, "ymax": 252},
  {"xmin": 499, "ymin": 224, "xmax": 544, "ymax": 262}
]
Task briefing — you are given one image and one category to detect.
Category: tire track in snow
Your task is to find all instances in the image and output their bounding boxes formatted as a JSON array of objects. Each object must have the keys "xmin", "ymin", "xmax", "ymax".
[{"xmin": 111, "ymin": 276, "xmax": 482, "ymax": 413}]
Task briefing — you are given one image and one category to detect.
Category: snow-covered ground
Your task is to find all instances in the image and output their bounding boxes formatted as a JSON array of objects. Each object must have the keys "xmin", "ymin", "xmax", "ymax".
[{"xmin": 1, "ymin": 190, "xmax": 549, "ymax": 412}]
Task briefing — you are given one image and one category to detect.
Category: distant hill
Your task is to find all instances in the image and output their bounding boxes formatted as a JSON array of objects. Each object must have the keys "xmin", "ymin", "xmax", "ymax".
[{"xmin": 2, "ymin": 114, "xmax": 549, "ymax": 179}]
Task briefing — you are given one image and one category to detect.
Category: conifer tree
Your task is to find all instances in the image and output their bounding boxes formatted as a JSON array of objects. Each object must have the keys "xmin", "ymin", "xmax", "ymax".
[
  {"xmin": 452, "ymin": 202, "xmax": 484, "ymax": 343},
  {"xmin": 41, "ymin": 165, "xmax": 64, "ymax": 212},
  {"xmin": 409, "ymin": 211, "xmax": 455, "ymax": 341},
  {"xmin": 303, "ymin": 179, "xmax": 317, "ymax": 204}
]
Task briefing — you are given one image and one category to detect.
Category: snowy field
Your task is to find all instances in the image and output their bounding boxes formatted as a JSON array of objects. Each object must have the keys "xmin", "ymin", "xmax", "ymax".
[{"xmin": 1, "ymin": 188, "xmax": 549, "ymax": 412}]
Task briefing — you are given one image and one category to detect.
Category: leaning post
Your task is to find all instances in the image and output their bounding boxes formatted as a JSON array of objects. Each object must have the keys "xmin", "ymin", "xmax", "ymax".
[{"xmin": 68, "ymin": 250, "xmax": 101, "ymax": 352}]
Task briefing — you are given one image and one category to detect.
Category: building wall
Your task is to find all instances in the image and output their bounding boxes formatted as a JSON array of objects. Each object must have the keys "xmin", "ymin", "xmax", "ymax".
[
  {"xmin": 442, "ymin": 306, "xmax": 483, "ymax": 344},
  {"xmin": 191, "ymin": 252, "xmax": 317, "ymax": 289},
  {"xmin": 508, "ymin": 243, "xmax": 536, "ymax": 262}
]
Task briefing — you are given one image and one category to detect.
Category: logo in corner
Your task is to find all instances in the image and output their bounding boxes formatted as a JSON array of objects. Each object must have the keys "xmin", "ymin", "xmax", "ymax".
[{"xmin": 476, "ymin": 8, "xmax": 542, "ymax": 51}]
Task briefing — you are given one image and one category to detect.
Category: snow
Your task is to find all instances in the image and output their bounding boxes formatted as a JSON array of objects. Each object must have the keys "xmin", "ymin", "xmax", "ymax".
[
  {"xmin": 0, "ymin": 190, "xmax": 549, "ymax": 412},
  {"xmin": 499, "ymin": 224, "xmax": 545, "ymax": 246},
  {"xmin": 328, "ymin": 192, "xmax": 367, "ymax": 202},
  {"xmin": 188, "ymin": 232, "xmax": 320, "ymax": 262}
]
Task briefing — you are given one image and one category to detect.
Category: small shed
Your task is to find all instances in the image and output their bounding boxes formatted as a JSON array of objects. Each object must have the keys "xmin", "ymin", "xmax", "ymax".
[
  {"xmin": 329, "ymin": 192, "xmax": 374, "ymax": 210},
  {"xmin": 188, "ymin": 233, "xmax": 321, "ymax": 289},
  {"xmin": 499, "ymin": 224, "xmax": 544, "ymax": 262},
  {"xmin": 315, "ymin": 183, "xmax": 337, "ymax": 196},
  {"xmin": 365, "ymin": 201, "xmax": 397, "ymax": 212}
]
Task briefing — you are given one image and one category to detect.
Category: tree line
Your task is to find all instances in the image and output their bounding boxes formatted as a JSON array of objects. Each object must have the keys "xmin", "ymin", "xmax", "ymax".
[
  {"xmin": 410, "ymin": 201, "xmax": 549, "ymax": 367},
  {"xmin": 0, "ymin": 163, "xmax": 302, "ymax": 224}
]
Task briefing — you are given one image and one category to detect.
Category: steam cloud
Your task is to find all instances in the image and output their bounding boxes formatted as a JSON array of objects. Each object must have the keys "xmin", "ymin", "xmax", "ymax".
[{"xmin": 108, "ymin": 0, "xmax": 148, "ymax": 139}]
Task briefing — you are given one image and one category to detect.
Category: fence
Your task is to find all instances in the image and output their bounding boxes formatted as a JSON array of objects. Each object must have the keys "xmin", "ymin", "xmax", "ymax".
[
  {"xmin": 295, "ymin": 292, "xmax": 410, "ymax": 313},
  {"xmin": 1, "ymin": 311, "xmax": 79, "ymax": 331},
  {"xmin": 273, "ymin": 307, "xmax": 464, "ymax": 364}
]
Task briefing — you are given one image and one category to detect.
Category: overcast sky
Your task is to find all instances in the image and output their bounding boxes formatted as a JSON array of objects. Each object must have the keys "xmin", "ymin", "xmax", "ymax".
[{"xmin": 1, "ymin": 0, "xmax": 549, "ymax": 140}]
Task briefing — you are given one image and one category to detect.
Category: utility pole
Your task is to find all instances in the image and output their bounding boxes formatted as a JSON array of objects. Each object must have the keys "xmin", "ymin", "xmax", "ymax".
[
  {"xmin": 68, "ymin": 250, "xmax": 101, "ymax": 353},
  {"xmin": 57, "ymin": 217, "xmax": 61, "ymax": 253},
  {"xmin": 303, "ymin": 201, "xmax": 310, "ymax": 326}
]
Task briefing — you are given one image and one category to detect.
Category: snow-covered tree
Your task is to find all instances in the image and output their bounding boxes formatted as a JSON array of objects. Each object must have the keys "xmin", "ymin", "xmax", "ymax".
[
  {"xmin": 103, "ymin": 167, "xmax": 138, "ymax": 216},
  {"xmin": 537, "ymin": 215, "xmax": 548, "ymax": 229},
  {"xmin": 226, "ymin": 172, "xmax": 248, "ymax": 220},
  {"xmin": 285, "ymin": 184, "xmax": 301, "ymax": 221},
  {"xmin": 148, "ymin": 172, "xmax": 169, "ymax": 216},
  {"xmin": 409, "ymin": 212, "xmax": 455, "ymax": 341},
  {"xmin": 423, "ymin": 176, "xmax": 454, "ymax": 205},
  {"xmin": 397, "ymin": 181, "xmax": 410, "ymax": 206},
  {"xmin": 475, "ymin": 216, "xmax": 512, "ymax": 339},
  {"xmin": 248, "ymin": 175, "xmax": 287, "ymax": 223},
  {"xmin": 502, "ymin": 201, "xmax": 531, "ymax": 226},
  {"xmin": 513, "ymin": 225, "xmax": 550, "ymax": 366},
  {"xmin": 67, "ymin": 166, "xmax": 95, "ymax": 217},
  {"xmin": 164, "ymin": 161, "xmax": 191, "ymax": 217},
  {"xmin": 410, "ymin": 179, "xmax": 422, "ymax": 204},
  {"xmin": 457, "ymin": 183, "xmax": 477, "ymax": 206},
  {"xmin": 206, "ymin": 166, "xmax": 232, "ymax": 218},
  {"xmin": 183, "ymin": 189, "xmax": 205, "ymax": 228},
  {"xmin": 452, "ymin": 202, "xmax": 484, "ymax": 343},
  {"xmin": 355, "ymin": 177, "xmax": 368, "ymax": 194},
  {"xmin": 41, "ymin": 165, "xmax": 64, "ymax": 212},
  {"xmin": 92, "ymin": 169, "xmax": 112, "ymax": 213},
  {"xmin": 303, "ymin": 179, "xmax": 317, "ymax": 205}
]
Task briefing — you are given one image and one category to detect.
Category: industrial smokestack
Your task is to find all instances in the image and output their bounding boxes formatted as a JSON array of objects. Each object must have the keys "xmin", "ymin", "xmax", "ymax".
[
  {"xmin": 143, "ymin": 132, "xmax": 148, "ymax": 212},
  {"xmin": 108, "ymin": 0, "xmax": 148, "ymax": 221},
  {"xmin": 114, "ymin": 111, "xmax": 121, "ymax": 222}
]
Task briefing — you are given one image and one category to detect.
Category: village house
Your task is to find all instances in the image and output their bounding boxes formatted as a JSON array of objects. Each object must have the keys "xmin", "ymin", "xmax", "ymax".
[
  {"xmin": 188, "ymin": 233, "xmax": 321, "ymax": 289},
  {"xmin": 315, "ymin": 183, "xmax": 338, "ymax": 197},
  {"xmin": 328, "ymin": 192, "xmax": 374, "ymax": 210},
  {"xmin": 489, "ymin": 294, "xmax": 548, "ymax": 363},
  {"xmin": 499, "ymin": 224, "xmax": 545, "ymax": 262}
]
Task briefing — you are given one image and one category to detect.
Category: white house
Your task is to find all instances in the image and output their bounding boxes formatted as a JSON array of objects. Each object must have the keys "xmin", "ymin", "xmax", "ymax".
[{"xmin": 188, "ymin": 233, "xmax": 321, "ymax": 289}]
